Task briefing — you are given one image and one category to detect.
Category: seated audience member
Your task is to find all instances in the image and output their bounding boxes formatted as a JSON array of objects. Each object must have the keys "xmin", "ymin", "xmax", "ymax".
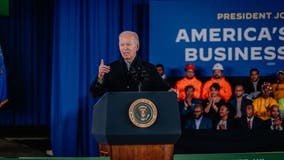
[
  {"xmin": 243, "ymin": 68, "xmax": 264, "ymax": 100},
  {"xmin": 156, "ymin": 64, "xmax": 167, "ymax": 80},
  {"xmin": 156, "ymin": 63, "xmax": 171, "ymax": 88},
  {"xmin": 201, "ymin": 63, "xmax": 232, "ymax": 102},
  {"xmin": 279, "ymin": 98, "xmax": 284, "ymax": 119},
  {"xmin": 272, "ymin": 70, "xmax": 284, "ymax": 101},
  {"xmin": 253, "ymin": 82, "xmax": 278, "ymax": 121},
  {"xmin": 216, "ymin": 104, "xmax": 234, "ymax": 130},
  {"xmin": 179, "ymin": 85, "xmax": 201, "ymax": 126},
  {"xmin": 175, "ymin": 64, "xmax": 202, "ymax": 101},
  {"xmin": 203, "ymin": 83, "xmax": 225, "ymax": 122},
  {"xmin": 184, "ymin": 104, "xmax": 212, "ymax": 130},
  {"xmin": 264, "ymin": 105, "xmax": 283, "ymax": 131},
  {"xmin": 272, "ymin": 70, "xmax": 284, "ymax": 118},
  {"xmin": 238, "ymin": 103, "xmax": 263, "ymax": 131},
  {"xmin": 229, "ymin": 84, "xmax": 252, "ymax": 119}
]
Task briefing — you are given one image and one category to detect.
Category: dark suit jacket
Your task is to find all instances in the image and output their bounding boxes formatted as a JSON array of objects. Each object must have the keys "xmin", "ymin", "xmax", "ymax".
[
  {"xmin": 264, "ymin": 118, "xmax": 284, "ymax": 131},
  {"xmin": 202, "ymin": 98, "xmax": 225, "ymax": 122},
  {"xmin": 243, "ymin": 78, "xmax": 264, "ymax": 94},
  {"xmin": 214, "ymin": 119, "xmax": 236, "ymax": 130},
  {"xmin": 179, "ymin": 99, "xmax": 202, "ymax": 127},
  {"xmin": 90, "ymin": 56, "xmax": 170, "ymax": 97},
  {"xmin": 183, "ymin": 116, "xmax": 212, "ymax": 130},
  {"xmin": 238, "ymin": 116, "xmax": 263, "ymax": 131},
  {"xmin": 229, "ymin": 97, "xmax": 252, "ymax": 117}
]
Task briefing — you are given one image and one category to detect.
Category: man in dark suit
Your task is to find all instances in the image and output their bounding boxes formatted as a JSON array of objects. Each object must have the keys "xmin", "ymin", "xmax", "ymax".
[
  {"xmin": 264, "ymin": 105, "xmax": 284, "ymax": 131},
  {"xmin": 184, "ymin": 104, "xmax": 212, "ymax": 130},
  {"xmin": 243, "ymin": 68, "xmax": 264, "ymax": 100},
  {"xmin": 229, "ymin": 84, "xmax": 252, "ymax": 119},
  {"xmin": 90, "ymin": 31, "xmax": 171, "ymax": 97},
  {"xmin": 216, "ymin": 104, "xmax": 235, "ymax": 130},
  {"xmin": 90, "ymin": 31, "xmax": 173, "ymax": 156},
  {"xmin": 238, "ymin": 103, "xmax": 263, "ymax": 131}
]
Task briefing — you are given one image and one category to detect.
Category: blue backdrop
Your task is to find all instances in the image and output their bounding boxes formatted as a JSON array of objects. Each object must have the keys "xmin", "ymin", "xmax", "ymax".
[
  {"xmin": 0, "ymin": 0, "xmax": 52, "ymax": 125},
  {"xmin": 0, "ymin": 0, "xmax": 283, "ymax": 157},
  {"xmin": 150, "ymin": 0, "xmax": 284, "ymax": 77}
]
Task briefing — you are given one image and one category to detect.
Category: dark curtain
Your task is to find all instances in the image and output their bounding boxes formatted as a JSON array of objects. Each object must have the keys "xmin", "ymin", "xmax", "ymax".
[
  {"xmin": 0, "ymin": 0, "xmax": 149, "ymax": 156},
  {"xmin": 50, "ymin": 0, "xmax": 149, "ymax": 156},
  {"xmin": 0, "ymin": 0, "xmax": 53, "ymax": 125}
]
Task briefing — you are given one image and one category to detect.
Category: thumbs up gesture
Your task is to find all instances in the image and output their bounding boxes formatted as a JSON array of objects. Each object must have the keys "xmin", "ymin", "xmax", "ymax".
[{"xmin": 98, "ymin": 59, "xmax": 110, "ymax": 81}]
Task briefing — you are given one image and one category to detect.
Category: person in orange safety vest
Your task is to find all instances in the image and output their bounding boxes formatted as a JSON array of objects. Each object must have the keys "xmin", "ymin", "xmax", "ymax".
[
  {"xmin": 201, "ymin": 63, "xmax": 232, "ymax": 102},
  {"xmin": 175, "ymin": 64, "xmax": 202, "ymax": 101}
]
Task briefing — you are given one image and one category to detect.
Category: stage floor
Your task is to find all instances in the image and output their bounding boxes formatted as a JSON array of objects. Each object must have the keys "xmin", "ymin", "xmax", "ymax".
[{"xmin": 0, "ymin": 126, "xmax": 50, "ymax": 158}]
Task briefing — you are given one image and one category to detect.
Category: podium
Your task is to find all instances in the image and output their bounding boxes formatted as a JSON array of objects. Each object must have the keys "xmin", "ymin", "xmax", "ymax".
[{"xmin": 92, "ymin": 92, "xmax": 181, "ymax": 160}]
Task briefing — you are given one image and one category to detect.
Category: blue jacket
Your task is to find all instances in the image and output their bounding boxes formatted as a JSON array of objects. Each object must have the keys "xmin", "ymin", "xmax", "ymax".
[
  {"xmin": 229, "ymin": 96, "xmax": 252, "ymax": 117},
  {"xmin": 184, "ymin": 116, "xmax": 212, "ymax": 130}
]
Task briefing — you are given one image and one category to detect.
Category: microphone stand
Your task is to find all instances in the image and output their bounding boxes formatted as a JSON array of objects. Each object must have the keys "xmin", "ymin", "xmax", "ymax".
[
  {"xmin": 138, "ymin": 81, "xmax": 142, "ymax": 92},
  {"xmin": 136, "ymin": 65, "xmax": 143, "ymax": 92}
]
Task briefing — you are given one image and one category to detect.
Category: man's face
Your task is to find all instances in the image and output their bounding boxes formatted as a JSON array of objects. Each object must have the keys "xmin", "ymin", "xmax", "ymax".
[
  {"xmin": 246, "ymin": 105, "xmax": 254, "ymax": 118},
  {"xmin": 119, "ymin": 34, "xmax": 139, "ymax": 63},
  {"xmin": 185, "ymin": 69, "xmax": 195, "ymax": 79},
  {"xmin": 234, "ymin": 85, "xmax": 244, "ymax": 98},
  {"xmin": 271, "ymin": 106, "xmax": 280, "ymax": 119},
  {"xmin": 219, "ymin": 105, "xmax": 229, "ymax": 117},
  {"xmin": 156, "ymin": 66, "xmax": 164, "ymax": 76},
  {"xmin": 185, "ymin": 88, "xmax": 194, "ymax": 97},
  {"xmin": 262, "ymin": 85, "xmax": 272, "ymax": 98},
  {"xmin": 278, "ymin": 73, "xmax": 284, "ymax": 82},
  {"xmin": 193, "ymin": 106, "xmax": 203, "ymax": 119},
  {"xmin": 250, "ymin": 71, "xmax": 259, "ymax": 82},
  {"xmin": 213, "ymin": 70, "xmax": 222, "ymax": 79},
  {"xmin": 210, "ymin": 87, "xmax": 219, "ymax": 97}
]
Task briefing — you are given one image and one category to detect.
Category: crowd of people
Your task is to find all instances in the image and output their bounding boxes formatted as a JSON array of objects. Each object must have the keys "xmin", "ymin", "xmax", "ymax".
[
  {"xmin": 156, "ymin": 63, "xmax": 284, "ymax": 131},
  {"xmin": 89, "ymin": 30, "xmax": 283, "ymax": 132}
]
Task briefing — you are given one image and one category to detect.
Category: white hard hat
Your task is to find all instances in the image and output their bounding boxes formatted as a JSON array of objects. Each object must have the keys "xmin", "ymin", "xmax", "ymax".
[{"xmin": 212, "ymin": 63, "xmax": 224, "ymax": 70}]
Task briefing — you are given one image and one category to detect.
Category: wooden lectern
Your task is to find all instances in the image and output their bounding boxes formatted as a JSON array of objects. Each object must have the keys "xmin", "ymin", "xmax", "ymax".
[{"xmin": 92, "ymin": 92, "xmax": 181, "ymax": 160}]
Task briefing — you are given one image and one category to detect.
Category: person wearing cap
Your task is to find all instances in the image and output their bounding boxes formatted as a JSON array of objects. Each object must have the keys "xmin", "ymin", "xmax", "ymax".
[
  {"xmin": 201, "ymin": 63, "xmax": 232, "ymax": 102},
  {"xmin": 174, "ymin": 64, "xmax": 202, "ymax": 101},
  {"xmin": 253, "ymin": 82, "xmax": 278, "ymax": 121},
  {"xmin": 272, "ymin": 70, "xmax": 284, "ymax": 101}
]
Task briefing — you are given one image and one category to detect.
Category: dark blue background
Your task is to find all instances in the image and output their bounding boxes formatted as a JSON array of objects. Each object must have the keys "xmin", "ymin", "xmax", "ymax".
[
  {"xmin": 150, "ymin": 0, "xmax": 284, "ymax": 76},
  {"xmin": 0, "ymin": 0, "xmax": 283, "ymax": 157}
]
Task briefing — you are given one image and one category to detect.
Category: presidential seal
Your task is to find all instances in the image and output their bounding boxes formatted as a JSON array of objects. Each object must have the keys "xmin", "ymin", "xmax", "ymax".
[{"xmin": 128, "ymin": 98, "xmax": 158, "ymax": 128}]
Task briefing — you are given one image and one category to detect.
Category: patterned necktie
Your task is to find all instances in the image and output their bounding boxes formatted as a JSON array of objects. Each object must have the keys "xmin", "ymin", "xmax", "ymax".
[{"xmin": 247, "ymin": 119, "xmax": 251, "ymax": 129}]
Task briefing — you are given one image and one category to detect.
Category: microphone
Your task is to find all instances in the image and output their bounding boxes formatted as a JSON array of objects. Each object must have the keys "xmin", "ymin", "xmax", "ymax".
[{"xmin": 129, "ymin": 64, "xmax": 146, "ymax": 92}]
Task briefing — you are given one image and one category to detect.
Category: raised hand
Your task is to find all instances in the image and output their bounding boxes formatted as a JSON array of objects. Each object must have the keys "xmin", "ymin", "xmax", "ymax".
[
  {"xmin": 275, "ymin": 117, "xmax": 282, "ymax": 128},
  {"xmin": 98, "ymin": 59, "xmax": 110, "ymax": 81}
]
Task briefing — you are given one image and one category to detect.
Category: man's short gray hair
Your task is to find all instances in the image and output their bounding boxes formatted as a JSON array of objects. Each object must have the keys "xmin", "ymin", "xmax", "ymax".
[{"xmin": 119, "ymin": 31, "xmax": 139, "ymax": 44}]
